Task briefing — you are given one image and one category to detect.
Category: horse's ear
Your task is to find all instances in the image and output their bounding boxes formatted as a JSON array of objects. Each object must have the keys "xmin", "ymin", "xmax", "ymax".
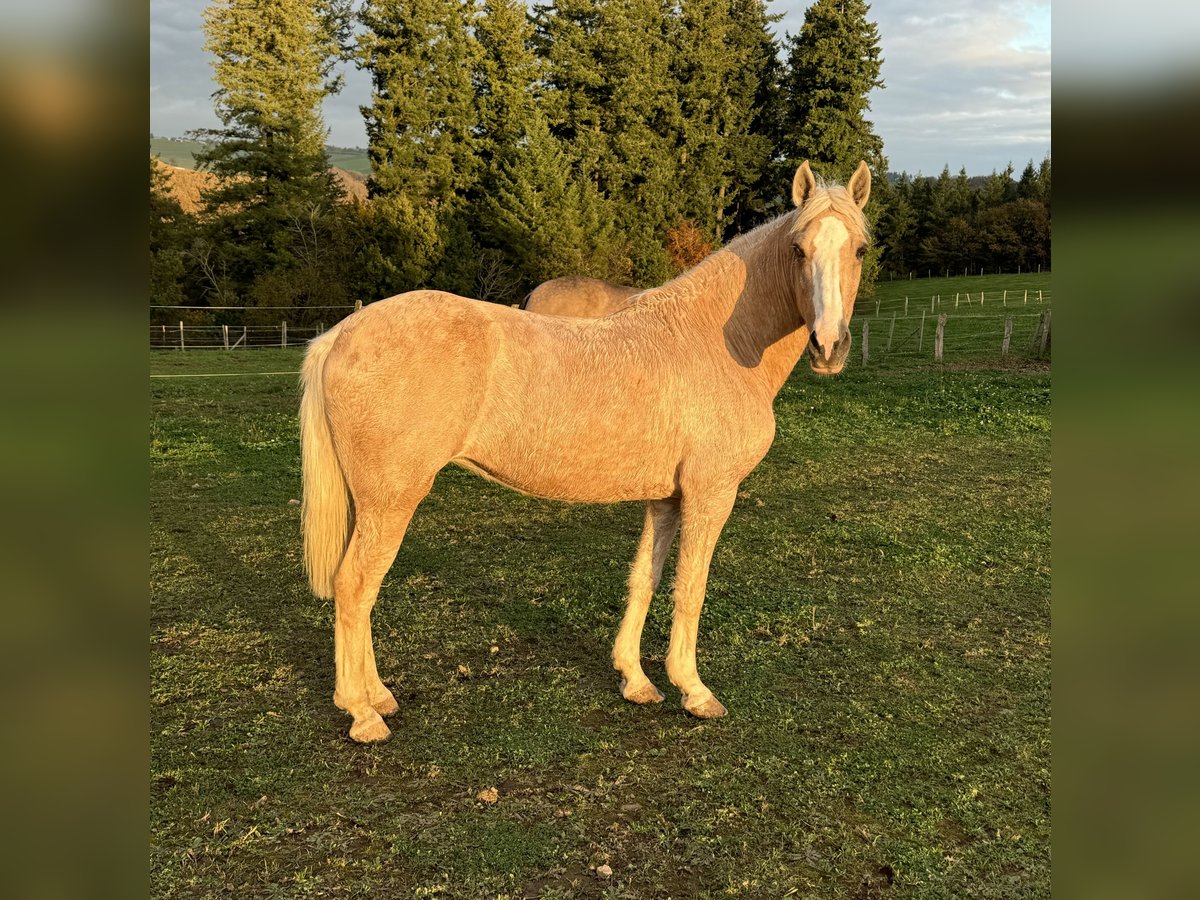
[
  {"xmin": 792, "ymin": 161, "xmax": 816, "ymax": 208},
  {"xmin": 848, "ymin": 160, "xmax": 872, "ymax": 209}
]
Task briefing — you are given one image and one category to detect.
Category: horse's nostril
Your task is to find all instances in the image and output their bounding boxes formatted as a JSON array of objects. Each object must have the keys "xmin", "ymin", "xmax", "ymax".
[{"xmin": 809, "ymin": 331, "xmax": 820, "ymax": 350}]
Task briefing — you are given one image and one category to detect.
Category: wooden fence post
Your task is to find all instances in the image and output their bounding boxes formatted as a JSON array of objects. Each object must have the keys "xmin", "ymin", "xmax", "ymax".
[
  {"xmin": 904, "ymin": 296, "xmax": 909, "ymax": 316},
  {"xmin": 935, "ymin": 314, "xmax": 946, "ymax": 361},
  {"xmin": 1003, "ymin": 289, "xmax": 1007, "ymax": 306},
  {"xmin": 875, "ymin": 300, "xmax": 880, "ymax": 316},
  {"xmin": 222, "ymin": 324, "xmax": 229, "ymax": 350},
  {"xmin": 1024, "ymin": 289, "xmax": 1028, "ymax": 305},
  {"xmin": 887, "ymin": 312, "xmax": 896, "ymax": 353},
  {"xmin": 931, "ymin": 296, "xmax": 935, "ymax": 312},
  {"xmin": 1039, "ymin": 310, "xmax": 1052, "ymax": 356},
  {"xmin": 955, "ymin": 293, "xmax": 960, "ymax": 308},
  {"xmin": 862, "ymin": 320, "xmax": 870, "ymax": 366},
  {"xmin": 355, "ymin": 299, "xmax": 363, "ymax": 312},
  {"xmin": 179, "ymin": 321, "xmax": 185, "ymax": 351},
  {"xmin": 919, "ymin": 310, "xmax": 925, "ymax": 353},
  {"xmin": 281, "ymin": 320, "xmax": 287, "ymax": 348},
  {"xmin": 1002, "ymin": 318, "xmax": 1013, "ymax": 356},
  {"xmin": 1038, "ymin": 290, "xmax": 1043, "ymax": 303}
]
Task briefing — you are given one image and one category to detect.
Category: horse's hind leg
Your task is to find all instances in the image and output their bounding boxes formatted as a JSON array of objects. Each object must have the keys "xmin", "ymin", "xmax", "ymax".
[
  {"xmin": 613, "ymin": 498, "xmax": 680, "ymax": 704},
  {"xmin": 332, "ymin": 492, "xmax": 426, "ymax": 743}
]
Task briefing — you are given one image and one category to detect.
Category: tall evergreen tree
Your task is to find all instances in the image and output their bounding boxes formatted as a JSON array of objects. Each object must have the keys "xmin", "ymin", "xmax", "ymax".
[
  {"xmin": 535, "ymin": 0, "xmax": 683, "ymax": 283},
  {"xmin": 722, "ymin": 0, "xmax": 785, "ymax": 234},
  {"xmin": 474, "ymin": 0, "xmax": 541, "ymax": 174},
  {"xmin": 360, "ymin": 0, "xmax": 479, "ymax": 207},
  {"xmin": 483, "ymin": 114, "xmax": 628, "ymax": 287},
  {"xmin": 672, "ymin": 0, "xmax": 779, "ymax": 242},
  {"xmin": 359, "ymin": 0, "xmax": 482, "ymax": 293},
  {"xmin": 149, "ymin": 158, "xmax": 193, "ymax": 312},
  {"xmin": 780, "ymin": 0, "xmax": 885, "ymax": 182},
  {"xmin": 193, "ymin": 0, "xmax": 350, "ymax": 283}
]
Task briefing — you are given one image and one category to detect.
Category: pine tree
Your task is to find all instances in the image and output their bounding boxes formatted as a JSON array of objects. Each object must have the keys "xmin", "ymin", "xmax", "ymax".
[
  {"xmin": 672, "ymin": 0, "xmax": 778, "ymax": 242},
  {"xmin": 474, "ymin": 0, "xmax": 541, "ymax": 174},
  {"xmin": 193, "ymin": 0, "xmax": 350, "ymax": 283},
  {"xmin": 150, "ymin": 158, "xmax": 193, "ymax": 312},
  {"xmin": 780, "ymin": 0, "xmax": 885, "ymax": 183},
  {"xmin": 722, "ymin": 0, "xmax": 785, "ymax": 234},
  {"xmin": 535, "ymin": 0, "xmax": 682, "ymax": 283},
  {"xmin": 359, "ymin": 0, "xmax": 480, "ymax": 208},
  {"xmin": 482, "ymin": 114, "xmax": 628, "ymax": 288},
  {"xmin": 359, "ymin": 0, "xmax": 481, "ymax": 293}
]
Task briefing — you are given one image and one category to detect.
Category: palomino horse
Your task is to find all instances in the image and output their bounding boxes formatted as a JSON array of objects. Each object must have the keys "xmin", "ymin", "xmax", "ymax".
[
  {"xmin": 521, "ymin": 276, "xmax": 642, "ymax": 317},
  {"xmin": 301, "ymin": 161, "xmax": 872, "ymax": 742}
]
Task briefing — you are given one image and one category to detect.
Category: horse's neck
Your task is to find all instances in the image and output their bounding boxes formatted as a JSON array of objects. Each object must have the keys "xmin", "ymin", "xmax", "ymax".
[{"xmin": 663, "ymin": 217, "xmax": 810, "ymax": 399}]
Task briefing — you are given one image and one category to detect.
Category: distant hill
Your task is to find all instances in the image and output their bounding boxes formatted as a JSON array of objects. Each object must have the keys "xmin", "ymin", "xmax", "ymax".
[
  {"xmin": 150, "ymin": 135, "xmax": 371, "ymax": 176},
  {"xmin": 152, "ymin": 157, "xmax": 368, "ymax": 213}
]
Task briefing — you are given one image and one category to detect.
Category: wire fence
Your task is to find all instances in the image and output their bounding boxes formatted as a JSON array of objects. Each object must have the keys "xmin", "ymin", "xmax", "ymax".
[
  {"xmin": 150, "ymin": 321, "xmax": 329, "ymax": 350},
  {"xmin": 849, "ymin": 309, "xmax": 1050, "ymax": 368},
  {"xmin": 859, "ymin": 287, "xmax": 1051, "ymax": 319},
  {"xmin": 149, "ymin": 296, "xmax": 1052, "ymax": 367}
]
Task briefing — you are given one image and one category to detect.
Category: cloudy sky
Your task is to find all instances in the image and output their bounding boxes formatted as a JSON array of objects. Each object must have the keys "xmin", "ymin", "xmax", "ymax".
[{"xmin": 150, "ymin": 0, "xmax": 1050, "ymax": 176}]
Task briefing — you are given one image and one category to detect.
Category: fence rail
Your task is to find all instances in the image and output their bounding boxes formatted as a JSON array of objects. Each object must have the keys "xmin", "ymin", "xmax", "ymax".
[
  {"xmin": 862, "ymin": 288, "xmax": 1051, "ymax": 319},
  {"xmin": 851, "ymin": 309, "xmax": 1050, "ymax": 367},
  {"xmin": 150, "ymin": 301, "xmax": 1052, "ymax": 367}
]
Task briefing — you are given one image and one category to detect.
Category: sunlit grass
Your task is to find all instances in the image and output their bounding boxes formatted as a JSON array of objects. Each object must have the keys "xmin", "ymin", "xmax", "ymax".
[{"xmin": 151, "ymin": 353, "xmax": 1049, "ymax": 898}]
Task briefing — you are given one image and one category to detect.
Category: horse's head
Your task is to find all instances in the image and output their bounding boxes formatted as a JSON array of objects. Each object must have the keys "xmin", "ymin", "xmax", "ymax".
[{"xmin": 787, "ymin": 161, "xmax": 872, "ymax": 376}]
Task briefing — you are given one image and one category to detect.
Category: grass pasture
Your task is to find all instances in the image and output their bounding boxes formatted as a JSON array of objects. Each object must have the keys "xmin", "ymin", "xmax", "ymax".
[
  {"xmin": 851, "ymin": 272, "xmax": 1052, "ymax": 368},
  {"xmin": 151, "ymin": 348, "xmax": 1050, "ymax": 898}
]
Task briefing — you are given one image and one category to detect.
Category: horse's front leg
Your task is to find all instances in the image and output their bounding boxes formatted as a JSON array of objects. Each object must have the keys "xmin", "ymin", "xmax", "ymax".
[
  {"xmin": 613, "ymin": 498, "xmax": 680, "ymax": 704},
  {"xmin": 665, "ymin": 486, "xmax": 737, "ymax": 718}
]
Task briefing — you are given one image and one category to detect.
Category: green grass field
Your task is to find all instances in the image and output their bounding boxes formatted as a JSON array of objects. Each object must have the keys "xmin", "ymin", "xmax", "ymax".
[
  {"xmin": 849, "ymin": 273, "xmax": 1052, "ymax": 367},
  {"xmin": 151, "ymin": 136, "xmax": 371, "ymax": 175},
  {"xmin": 151, "ymin": 345, "xmax": 1049, "ymax": 898}
]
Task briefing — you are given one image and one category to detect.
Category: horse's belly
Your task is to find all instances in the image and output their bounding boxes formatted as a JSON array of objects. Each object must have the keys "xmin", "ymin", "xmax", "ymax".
[{"xmin": 453, "ymin": 441, "xmax": 679, "ymax": 503}]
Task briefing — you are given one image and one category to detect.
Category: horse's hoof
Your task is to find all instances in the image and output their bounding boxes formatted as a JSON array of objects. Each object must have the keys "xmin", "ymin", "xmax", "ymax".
[
  {"xmin": 348, "ymin": 712, "xmax": 392, "ymax": 744},
  {"xmin": 621, "ymin": 678, "xmax": 665, "ymax": 705},
  {"xmin": 684, "ymin": 695, "xmax": 727, "ymax": 719},
  {"xmin": 372, "ymin": 688, "xmax": 400, "ymax": 717}
]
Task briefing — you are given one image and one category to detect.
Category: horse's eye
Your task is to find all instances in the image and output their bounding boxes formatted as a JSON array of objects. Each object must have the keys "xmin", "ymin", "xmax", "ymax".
[
  {"xmin": 792, "ymin": 245, "xmax": 806, "ymax": 261},
  {"xmin": 856, "ymin": 245, "xmax": 868, "ymax": 259}
]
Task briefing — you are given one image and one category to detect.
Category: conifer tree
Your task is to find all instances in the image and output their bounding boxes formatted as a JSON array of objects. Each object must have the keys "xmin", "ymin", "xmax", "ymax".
[
  {"xmin": 721, "ymin": 0, "xmax": 785, "ymax": 234},
  {"xmin": 193, "ymin": 0, "xmax": 350, "ymax": 282},
  {"xmin": 150, "ymin": 158, "xmax": 193, "ymax": 311},
  {"xmin": 672, "ymin": 0, "xmax": 778, "ymax": 242},
  {"xmin": 360, "ymin": 0, "xmax": 479, "ymax": 207},
  {"xmin": 474, "ymin": 0, "xmax": 541, "ymax": 174},
  {"xmin": 535, "ymin": 0, "xmax": 682, "ymax": 283},
  {"xmin": 483, "ymin": 115, "xmax": 627, "ymax": 287},
  {"xmin": 780, "ymin": 0, "xmax": 885, "ymax": 182},
  {"xmin": 359, "ymin": 0, "xmax": 482, "ymax": 293}
]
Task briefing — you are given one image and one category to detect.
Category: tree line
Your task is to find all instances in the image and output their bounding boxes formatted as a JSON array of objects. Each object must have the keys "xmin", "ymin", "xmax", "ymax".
[{"xmin": 150, "ymin": 0, "xmax": 1049, "ymax": 325}]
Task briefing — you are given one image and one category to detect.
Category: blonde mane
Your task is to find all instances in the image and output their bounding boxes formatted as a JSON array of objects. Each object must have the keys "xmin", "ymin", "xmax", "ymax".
[{"xmin": 790, "ymin": 181, "xmax": 871, "ymax": 240}]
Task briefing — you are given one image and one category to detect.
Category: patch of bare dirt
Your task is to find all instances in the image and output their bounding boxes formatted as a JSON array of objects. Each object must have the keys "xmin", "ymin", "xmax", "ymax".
[{"xmin": 152, "ymin": 158, "xmax": 368, "ymax": 213}]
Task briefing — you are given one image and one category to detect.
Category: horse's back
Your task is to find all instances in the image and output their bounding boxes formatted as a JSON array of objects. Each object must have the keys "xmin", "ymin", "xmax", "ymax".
[{"xmin": 524, "ymin": 277, "xmax": 640, "ymax": 318}]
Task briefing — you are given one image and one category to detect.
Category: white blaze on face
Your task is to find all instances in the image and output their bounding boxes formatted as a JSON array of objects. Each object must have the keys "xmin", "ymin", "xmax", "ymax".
[{"xmin": 809, "ymin": 217, "xmax": 850, "ymax": 357}]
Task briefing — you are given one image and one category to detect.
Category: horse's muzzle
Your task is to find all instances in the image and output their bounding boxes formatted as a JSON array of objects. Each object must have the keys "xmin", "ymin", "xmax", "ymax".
[{"xmin": 806, "ymin": 328, "xmax": 851, "ymax": 375}]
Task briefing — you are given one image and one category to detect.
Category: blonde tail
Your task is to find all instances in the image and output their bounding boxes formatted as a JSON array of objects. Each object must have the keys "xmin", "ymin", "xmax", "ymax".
[{"xmin": 300, "ymin": 326, "xmax": 351, "ymax": 599}]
